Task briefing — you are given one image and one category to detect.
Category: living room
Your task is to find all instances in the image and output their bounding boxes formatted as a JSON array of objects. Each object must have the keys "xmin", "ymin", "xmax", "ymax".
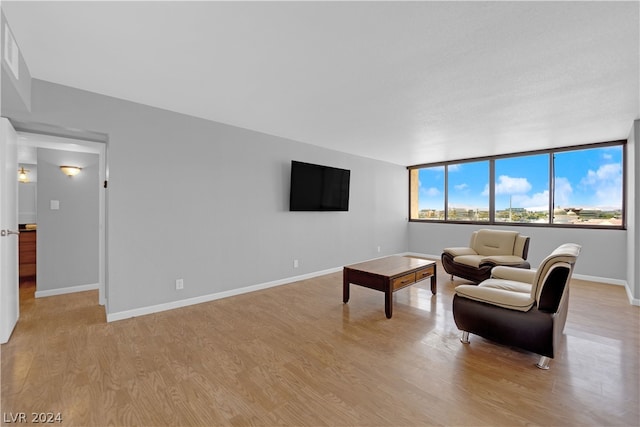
[
  {"xmin": 0, "ymin": 1, "xmax": 638, "ymax": 425},
  {"xmin": 1, "ymin": 0, "xmax": 637, "ymax": 319}
]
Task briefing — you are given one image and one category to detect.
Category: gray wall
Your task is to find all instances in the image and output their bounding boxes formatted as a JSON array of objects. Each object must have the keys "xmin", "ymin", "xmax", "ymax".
[
  {"xmin": 18, "ymin": 180, "xmax": 36, "ymax": 224},
  {"xmin": 13, "ymin": 80, "xmax": 407, "ymax": 314},
  {"xmin": 0, "ymin": 11, "xmax": 31, "ymax": 114},
  {"xmin": 2, "ymin": 72, "xmax": 635, "ymax": 311},
  {"xmin": 4, "ymin": 76, "xmax": 637, "ymax": 311},
  {"xmin": 36, "ymin": 148, "xmax": 99, "ymax": 292}
]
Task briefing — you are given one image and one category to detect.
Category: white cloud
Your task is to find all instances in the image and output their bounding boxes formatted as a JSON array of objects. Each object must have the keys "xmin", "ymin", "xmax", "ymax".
[
  {"xmin": 454, "ymin": 183, "xmax": 468, "ymax": 191},
  {"xmin": 422, "ymin": 187, "xmax": 440, "ymax": 197},
  {"xmin": 581, "ymin": 163, "xmax": 621, "ymax": 186},
  {"xmin": 482, "ymin": 175, "xmax": 531, "ymax": 196},
  {"xmin": 553, "ymin": 177, "xmax": 573, "ymax": 207},
  {"xmin": 579, "ymin": 163, "xmax": 622, "ymax": 208},
  {"xmin": 495, "ymin": 175, "xmax": 531, "ymax": 195},
  {"xmin": 512, "ymin": 190, "xmax": 550, "ymax": 211}
]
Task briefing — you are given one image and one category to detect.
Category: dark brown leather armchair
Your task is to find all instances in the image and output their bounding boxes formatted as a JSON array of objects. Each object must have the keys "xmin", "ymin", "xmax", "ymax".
[
  {"xmin": 452, "ymin": 243, "xmax": 581, "ymax": 369},
  {"xmin": 442, "ymin": 229, "xmax": 530, "ymax": 283}
]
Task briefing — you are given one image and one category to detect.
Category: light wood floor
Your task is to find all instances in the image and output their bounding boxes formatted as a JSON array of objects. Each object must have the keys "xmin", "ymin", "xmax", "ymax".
[{"xmin": 2, "ymin": 261, "xmax": 639, "ymax": 426}]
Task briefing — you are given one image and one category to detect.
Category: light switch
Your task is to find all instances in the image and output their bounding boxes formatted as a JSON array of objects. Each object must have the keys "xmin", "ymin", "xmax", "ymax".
[{"xmin": 50, "ymin": 200, "xmax": 60, "ymax": 210}]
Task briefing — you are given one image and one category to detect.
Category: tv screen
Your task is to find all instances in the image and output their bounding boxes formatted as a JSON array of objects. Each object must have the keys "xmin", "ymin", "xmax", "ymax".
[{"xmin": 289, "ymin": 161, "xmax": 350, "ymax": 211}]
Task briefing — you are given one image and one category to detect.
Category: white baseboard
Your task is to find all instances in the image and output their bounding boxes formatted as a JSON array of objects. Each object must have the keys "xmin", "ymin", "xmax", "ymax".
[
  {"xmin": 627, "ymin": 290, "xmax": 640, "ymax": 306},
  {"xmin": 570, "ymin": 273, "xmax": 639, "ymax": 306},
  {"xmin": 35, "ymin": 283, "xmax": 99, "ymax": 298},
  {"xmin": 106, "ymin": 266, "xmax": 342, "ymax": 323},
  {"xmin": 105, "ymin": 252, "xmax": 639, "ymax": 322},
  {"xmin": 106, "ymin": 253, "xmax": 436, "ymax": 322},
  {"xmin": 570, "ymin": 273, "xmax": 625, "ymax": 286},
  {"xmin": 402, "ymin": 252, "xmax": 440, "ymax": 260}
]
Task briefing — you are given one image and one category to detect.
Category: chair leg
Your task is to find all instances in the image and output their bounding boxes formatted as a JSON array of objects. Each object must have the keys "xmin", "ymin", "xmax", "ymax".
[
  {"xmin": 460, "ymin": 331, "xmax": 470, "ymax": 344},
  {"xmin": 536, "ymin": 356, "xmax": 551, "ymax": 370}
]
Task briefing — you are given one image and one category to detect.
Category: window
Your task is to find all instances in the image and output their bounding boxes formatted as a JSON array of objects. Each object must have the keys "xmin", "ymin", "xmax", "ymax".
[
  {"xmin": 408, "ymin": 141, "xmax": 625, "ymax": 228},
  {"xmin": 410, "ymin": 166, "xmax": 444, "ymax": 220},
  {"xmin": 494, "ymin": 154, "xmax": 549, "ymax": 224},
  {"xmin": 448, "ymin": 161, "xmax": 489, "ymax": 222},
  {"xmin": 553, "ymin": 146, "xmax": 623, "ymax": 226}
]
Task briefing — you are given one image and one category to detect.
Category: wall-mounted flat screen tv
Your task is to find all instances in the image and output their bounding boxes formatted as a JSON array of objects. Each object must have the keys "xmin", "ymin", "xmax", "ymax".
[{"xmin": 289, "ymin": 161, "xmax": 350, "ymax": 211}]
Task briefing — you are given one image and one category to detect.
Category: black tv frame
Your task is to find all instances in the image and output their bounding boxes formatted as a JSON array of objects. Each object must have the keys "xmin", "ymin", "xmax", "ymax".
[{"xmin": 289, "ymin": 161, "xmax": 350, "ymax": 212}]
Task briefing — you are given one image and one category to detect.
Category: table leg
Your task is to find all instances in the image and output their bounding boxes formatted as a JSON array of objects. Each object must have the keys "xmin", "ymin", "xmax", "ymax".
[
  {"xmin": 385, "ymin": 289, "xmax": 393, "ymax": 318},
  {"xmin": 343, "ymin": 269, "xmax": 350, "ymax": 303},
  {"xmin": 430, "ymin": 271, "xmax": 437, "ymax": 295}
]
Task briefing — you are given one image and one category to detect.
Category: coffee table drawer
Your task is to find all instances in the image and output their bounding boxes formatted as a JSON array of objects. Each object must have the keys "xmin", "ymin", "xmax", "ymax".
[
  {"xmin": 417, "ymin": 265, "xmax": 435, "ymax": 281},
  {"xmin": 392, "ymin": 272, "xmax": 416, "ymax": 290}
]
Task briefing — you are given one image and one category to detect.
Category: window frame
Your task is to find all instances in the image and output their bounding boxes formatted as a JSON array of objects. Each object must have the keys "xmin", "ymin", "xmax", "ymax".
[{"xmin": 408, "ymin": 140, "xmax": 626, "ymax": 230}]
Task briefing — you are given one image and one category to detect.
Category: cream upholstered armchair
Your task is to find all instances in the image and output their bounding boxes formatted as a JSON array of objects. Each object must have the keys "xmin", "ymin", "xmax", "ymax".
[
  {"xmin": 452, "ymin": 243, "xmax": 581, "ymax": 369},
  {"xmin": 441, "ymin": 229, "xmax": 530, "ymax": 283}
]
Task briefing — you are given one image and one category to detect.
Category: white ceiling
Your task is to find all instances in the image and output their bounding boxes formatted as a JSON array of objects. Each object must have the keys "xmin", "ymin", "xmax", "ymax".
[{"xmin": 2, "ymin": 1, "xmax": 638, "ymax": 166}]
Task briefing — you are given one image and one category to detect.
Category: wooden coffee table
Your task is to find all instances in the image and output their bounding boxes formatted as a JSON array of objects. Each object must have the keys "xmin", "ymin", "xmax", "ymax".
[{"xmin": 343, "ymin": 256, "xmax": 437, "ymax": 318}]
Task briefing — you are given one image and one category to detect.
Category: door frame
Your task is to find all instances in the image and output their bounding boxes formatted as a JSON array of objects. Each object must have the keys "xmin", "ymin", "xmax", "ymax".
[
  {"xmin": 0, "ymin": 118, "xmax": 19, "ymax": 343},
  {"xmin": 17, "ymin": 132, "xmax": 107, "ymax": 307}
]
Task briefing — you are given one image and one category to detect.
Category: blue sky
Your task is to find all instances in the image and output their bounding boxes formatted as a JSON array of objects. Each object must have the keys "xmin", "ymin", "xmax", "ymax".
[{"xmin": 418, "ymin": 145, "xmax": 623, "ymax": 211}]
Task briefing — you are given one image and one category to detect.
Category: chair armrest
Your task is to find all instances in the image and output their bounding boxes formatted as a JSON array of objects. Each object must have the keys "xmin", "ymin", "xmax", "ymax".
[
  {"xmin": 455, "ymin": 285, "xmax": 535, "ymax": 312},
  {"xmin": 443, "ymin": 247, "xmax": 478, "ymax": 257},
  {"xmin": 491, "ymin": 266, "xmax": 536, "ymax": 283},
  {"xmin": 480, "ymin": 255, "xmax": 527, "ymax": 267}
]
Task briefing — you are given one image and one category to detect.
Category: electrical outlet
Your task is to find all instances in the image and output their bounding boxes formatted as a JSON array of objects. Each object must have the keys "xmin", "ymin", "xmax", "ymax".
[
  {"xmin": 175, "ymin": 278, "xmax": 184, "ymax": 290},
  {"xmin": 293, "ymin": 259, "xmax": 299, "ymax": 268}
]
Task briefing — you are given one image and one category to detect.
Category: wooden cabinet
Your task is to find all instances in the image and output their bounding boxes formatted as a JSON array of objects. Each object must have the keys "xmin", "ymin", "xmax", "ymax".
[{"xmin": 19, "ymin": 230, "xmax": 36, "ymax": 279}]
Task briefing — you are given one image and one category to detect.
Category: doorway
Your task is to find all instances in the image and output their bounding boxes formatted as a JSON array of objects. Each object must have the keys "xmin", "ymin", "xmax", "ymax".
[{"xmin": 16, "ymin": 132, "xmax": 107, "ymax": 308}]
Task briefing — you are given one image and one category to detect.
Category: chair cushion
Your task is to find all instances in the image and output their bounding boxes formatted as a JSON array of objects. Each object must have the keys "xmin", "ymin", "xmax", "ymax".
[
  {"xmin": 452, "ymin": 255, "xmax": 484, "ymax": 268},
  {"xmin": 471, "ymin": 229, "xmax": 519, "ymax": 256},
  {"xmin": 455, "ymin": 283, "xmax": 535, "ymax": 312},
  {"xmin": 479, "ymin": 278, "xmax": 531, "ymax": 294},
  {"xmin": 452, "ymin": 254, "xmax": 526, "ymax": 269}
]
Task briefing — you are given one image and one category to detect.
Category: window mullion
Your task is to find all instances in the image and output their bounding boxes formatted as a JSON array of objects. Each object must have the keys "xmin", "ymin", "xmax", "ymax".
[
  {"xmin": 489, "ymin": 159, "xmax": 495, "ymax": 223},
  {"xmin": 549, "ymin": 153, "xmax": 555, "ymax": 225},
  {"xmin": 444, "ymin": 164, "xmax": 449, "ymax": 221}
]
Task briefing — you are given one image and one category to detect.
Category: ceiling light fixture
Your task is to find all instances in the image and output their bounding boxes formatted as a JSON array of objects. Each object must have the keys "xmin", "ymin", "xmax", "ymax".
[
  {"xmin": 60, "ymin": 165, "xmax": 82, "ymax": 177},
  {"xmin": 18, "ymin": 166, "xmax": 29, "ymax": 183}
]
